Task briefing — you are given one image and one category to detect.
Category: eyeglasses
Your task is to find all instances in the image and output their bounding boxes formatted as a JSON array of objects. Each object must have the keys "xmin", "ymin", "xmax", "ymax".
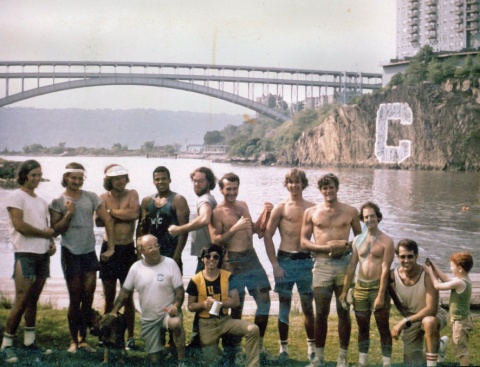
[
  {"xmin": 398, "ymin": 254, "xmax": 416, "ymax": 260},
  {"xmin": 204, "ymin": 254, "xmax": 220, "ymax": 260},
  {"xmin": 145, "ymin": 244, "xmax": 159, "ymax": 251}
]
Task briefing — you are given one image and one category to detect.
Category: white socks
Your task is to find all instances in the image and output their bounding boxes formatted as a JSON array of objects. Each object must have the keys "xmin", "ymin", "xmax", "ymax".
[
  {"xmin": 359, "ymin": 352, "xmax": 368, "ymax": 365},
  {"xmin": 24, "ymin": 327, "xmax": 35, "ymax": 346},
  {"xmin": 279, "ymin": 340, "xmax": 288, "ymax": 354},
  {"xmin": 1, "ymin": 333, "xmax": 14, "ymax": 350}
]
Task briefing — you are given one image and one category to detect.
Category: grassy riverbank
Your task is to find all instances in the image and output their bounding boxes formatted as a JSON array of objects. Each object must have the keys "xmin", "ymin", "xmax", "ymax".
[{"xmin": 0, "ymin": 301, "xmax": 479, "ymax": 366}]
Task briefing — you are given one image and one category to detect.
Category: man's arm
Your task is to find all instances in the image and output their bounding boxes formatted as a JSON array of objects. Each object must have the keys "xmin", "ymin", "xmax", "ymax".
[
  {"xmin": 340, "ymin": 243, "xmax": 359, "ymax": 302},
  {"xmin": 264, "ymin": 204, "xmax": 285, "ymax": 279},
  {"xmin": 108, "ymin": 190, "xmax": 140, "ymax": 222},
  {"xmin": 210, "ymin": 208, "xmax": 252, "ymax": 246},
  {"xmin": 300, "ymin": 207, "xmax": 325, "ymax": 252},
  {"xmin": 254, "ymin": 202, "xmax": 273, "ymax": 239},
  {"xmin": 8, "ymin": 207, "xmax": 55, "ymax": 239},
  {"xmin": 374, "ymin": 236, "xmax": 395, "ymax": 311},
  {"xmin": 424, "ymin": 264, "xmax": 465, "ymax": 292},
  {"xmin": 169, "ymin": 201, "xmax": 212, "ymax": 237},
  {"xmin": 351, "ymin": 207, "xmax": 362, "ymax": 236},
  {"xmin": 111, "ymin": 287, "xmax": 133, "ymax": 315},
  {"xmin": 172, "ymin": 195, "xmax": 190, "ymax": 266},
  {"xmin": 388, "ymin": 269, "xmax": 409, "ymax": 317},
  {"xmin": 96, "ymin": 203, "xmax": 116, "ymax": 261},
  {"xmin": 164, "ymin": 286, "xmax": 185, "ymax": 317},
  {"xmin": 135, "ymin": 197, "xmax": 150, "ymax": 239}
]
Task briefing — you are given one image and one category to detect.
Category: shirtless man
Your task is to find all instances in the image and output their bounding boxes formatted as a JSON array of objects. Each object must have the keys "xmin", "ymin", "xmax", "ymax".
[
  {"xmin": 339, "ymin": 202, "xmax": 394, "ymax": 367},
  {"xmin": 137, "ymin": 166, "xmax": 189, "ymax": 273},
  {"xmin": 264, "ymin": 169, "xmax": 315, "ymax": 363},
  {"xmin": 210, "ymin": 172, "xmax": 275, "ymax": 363},
  {"xmin": 301, "ymin": 173, "xmax": 361, "ymax": 367},
  {"xmin": 98, "ymin": 164, "xmax": 140, "ymax": 350}
]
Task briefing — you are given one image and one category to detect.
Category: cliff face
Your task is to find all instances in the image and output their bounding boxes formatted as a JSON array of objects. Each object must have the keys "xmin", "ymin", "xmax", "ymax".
[{"xmin": 277, "ymin": 82, "xmax": 480, "ymax": 170}]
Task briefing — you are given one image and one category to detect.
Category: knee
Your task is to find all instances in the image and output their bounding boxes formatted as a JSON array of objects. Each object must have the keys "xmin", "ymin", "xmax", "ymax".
[
  {"xmin": 279, "ymin": 305, "xmax": 291, "ymax": 325},
  {"xmin": 256, "ymin": 298, "xmax": 270, "ymax": 316},
  {"xmin": 247, "ymin": 323, "xmax": 259, "ymax": 338},
  {"xmin": 169, "ymin": 316, "xmax": 182, "ymax": 330},
  {"xmin": 422, "ymin": 316, "xmax": 439, "ymax": 333}
]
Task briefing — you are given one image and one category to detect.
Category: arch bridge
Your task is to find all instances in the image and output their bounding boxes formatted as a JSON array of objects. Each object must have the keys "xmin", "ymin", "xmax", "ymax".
[{"xmin": 0, "ymin": 61, "xmax": 382, "ymax": 122}]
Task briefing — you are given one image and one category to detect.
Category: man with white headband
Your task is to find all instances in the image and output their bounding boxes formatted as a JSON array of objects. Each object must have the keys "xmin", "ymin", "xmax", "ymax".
[{"xmin": 98, "ymin": 164, "xmax": 140, "ymax": 351}]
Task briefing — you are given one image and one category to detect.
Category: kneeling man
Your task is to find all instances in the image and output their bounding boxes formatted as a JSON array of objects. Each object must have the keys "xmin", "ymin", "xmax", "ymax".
[
  {"xmin": 187, "ymin": 245, "xmax": 260, "ymax": 367},
  {"xmin": 389, "ymin": 239, "xmax": 448, "ymax": 367},
  {"xmin": 111, "ymin": 234, "xmax": 187, "ymax": 366}
]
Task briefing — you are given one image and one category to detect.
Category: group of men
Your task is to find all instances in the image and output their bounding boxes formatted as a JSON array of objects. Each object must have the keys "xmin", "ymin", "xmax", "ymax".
[{"xmin": 3, "ymin": 161, "xmax": 449, "ymax": 367}]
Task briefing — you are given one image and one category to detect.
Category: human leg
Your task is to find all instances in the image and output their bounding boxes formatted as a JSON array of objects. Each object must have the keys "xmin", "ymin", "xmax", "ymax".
[
  {"xmin": 221, "ymin": 317, "xmax": 260, "ymax": 367},
  {"xmin": 65, "ymin": 274, "xmax": 83, "ymax": 349},
  {"xmin": 168, "ymin": 315, "xmax": 186, "ymax": 361},
  {"xmin": 374, "ymin": 307, "xmax": 392, "ymax": 360}
]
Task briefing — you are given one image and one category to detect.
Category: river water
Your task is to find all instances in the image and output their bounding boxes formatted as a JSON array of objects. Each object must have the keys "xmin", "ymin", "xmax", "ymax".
[{"xmin": 0, "ymin": 156, "xmax": 479, "ymax": 280}]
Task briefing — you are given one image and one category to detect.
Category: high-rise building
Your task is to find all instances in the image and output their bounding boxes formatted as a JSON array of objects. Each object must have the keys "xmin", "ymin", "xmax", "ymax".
[{"xmin": 397, "ymin": 0, "xmax": 480, "ymax": 59}]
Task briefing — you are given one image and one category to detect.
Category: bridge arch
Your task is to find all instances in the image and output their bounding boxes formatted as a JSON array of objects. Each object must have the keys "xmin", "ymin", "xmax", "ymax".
[{"xmin": 0, "ymin": 77, "xmax": 290, "ymax": 122}]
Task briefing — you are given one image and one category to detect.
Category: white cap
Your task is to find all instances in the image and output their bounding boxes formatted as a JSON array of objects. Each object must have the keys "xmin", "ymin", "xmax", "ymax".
[{"xmin": 105, "ymin": 165, "xmax": 129, "ymax": 177}]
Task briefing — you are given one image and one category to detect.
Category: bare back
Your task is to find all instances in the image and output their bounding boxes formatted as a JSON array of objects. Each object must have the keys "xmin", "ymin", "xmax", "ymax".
[
  {"xmin": 211, "ymin": 200, "xmax": 253, "ymax": 252},
  {"xmin": 277, "ymin": 198, "xmax": 315, "ymax": 252},
  {"xmin": 101, "ymin": 189, "xmax": 139, "ymax": 245}
]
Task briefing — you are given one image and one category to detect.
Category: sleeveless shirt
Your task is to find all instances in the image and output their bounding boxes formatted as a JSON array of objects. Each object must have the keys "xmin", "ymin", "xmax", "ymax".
[
  {"xmin": 449, "ymin": 278, "xmax": 471, "ymax": 320},
  {"xmin": 147, "ymin": 192, "xmax": 178, "ymax": 258},
  {"xmin": 393, "ymin": 267, "xmax": 427, "ymax": 315}
]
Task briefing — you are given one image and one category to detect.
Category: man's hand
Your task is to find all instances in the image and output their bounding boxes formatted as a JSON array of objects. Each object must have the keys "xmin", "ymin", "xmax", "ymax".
[
  {"xmin": 373, "ymin": 295, "xmax": 385, "ymax": 311},
  {"xmin": 101, "ymin": 249, "xmax": 115, "ymax": 262},
  {"xmin": 328, "ymin": 240, "xmax": 351, "ymax": 259},
  {"xmin": 64, "ymin": 199, "xmax": 76, "ymax": 214},
  {"xmin": 391, "ymin": 320, "xmax": 406, "ymax": 340},
  {"xmin": 203, "ymin": 296, "xmax": 215, "ymax": 311},
  {"xmin": 163, "ymin": 304, "xmax": 179, "ymax": 317},
  {"xmin": 232, "ymin": 216, "xmax": 252, "ymax": 232},
  {"xmin": 47, "ymin": 240, "xmax": 56, "ymax": 256},
  {"xmin": 168, "ymin": 225, "xmax": 181, "ymax": 237},
  {"xmin": 272, "ymin": 264, "xmax": 286, "ymax": 281}
]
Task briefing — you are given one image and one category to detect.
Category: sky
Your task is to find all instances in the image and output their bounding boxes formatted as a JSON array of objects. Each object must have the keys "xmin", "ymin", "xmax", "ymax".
[{"xmin": 0, "ymin": 0, "xmax": 397, "ymax": 114}]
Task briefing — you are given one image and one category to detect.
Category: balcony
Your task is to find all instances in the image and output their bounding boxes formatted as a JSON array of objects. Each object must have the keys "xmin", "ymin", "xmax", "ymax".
[
  {"xmin": 427, "ymin": 31, "xmax": 437, "ymax": 39},
  {"xmin": 466, "ymin": 22, "xmax": 479, "ymax": 30},
  {"xmin": 426, "ymin": 14, "xmax": 437, "ymax": 21},
  {"xmin": 467, "ymin": 5, "xmax": 479, "ymax": 13},
  {"xmin": 426, "ymin": 6, "xmax": 437, "ymax": 14},
  {"xmin": 408, "ymin": 3, "xmax": 419, "ymax": 10},
  {"xmin": 467, "ymin": 15, "xmax": 478, "ymax": 21},
  {"xmin": 455, "ymin": 24, "xmax": 464, "ymax": 32},
  {"xmin": 409, "ymin": 34, "xmax": 419, "ymax": 42},
  {"xmin": 408, "ymin": 26, "xmax": 419, "ymax": 34},
  {"xmin": 425, "ymin": 23, "xmax": 436, "ymax": 30},
  {"xmin": 425, "ymin": 0, "xmax": 436, "ymax": 5},
  {"xmin": 407, "ymin": 17, "xmax": 420, "ymax": 25},
  {"xmin": 453, "ymin": 9, "xmax": 463, "ymax": 16}
]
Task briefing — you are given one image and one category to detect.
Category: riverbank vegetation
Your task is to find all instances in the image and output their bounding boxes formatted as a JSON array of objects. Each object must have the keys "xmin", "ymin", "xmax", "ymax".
[{"xmin": 0, "ymin": 298, "xmax": 478, "ymax": 366}]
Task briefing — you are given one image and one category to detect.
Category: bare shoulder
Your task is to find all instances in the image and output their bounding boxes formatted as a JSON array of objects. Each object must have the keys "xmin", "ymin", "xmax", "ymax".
[
  {"xmin": 303, "ymin": 199, "xmax": 316, "ymax": 209},
  {"xmin": 340, "ymin": 202, "xmax": 359, "ymax": 215},
  {"xmin": 140, "ymin": 195, "xmax": 152, "ymax": 207},
  {"xmin": 173, "ymin": 193, "xmax": 187, "ymax": 204},
  {"xmin": 99, "ymin": 191, "xmax": 108, "ymax": 201},
  {"xmin": 126, "ymin": 189, "xmax": 139, "ymax": 199}
]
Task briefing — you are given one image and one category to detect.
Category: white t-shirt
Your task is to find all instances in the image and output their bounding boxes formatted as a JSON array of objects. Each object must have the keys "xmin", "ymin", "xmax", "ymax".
[
  {"xmin": 6, "ymin": 189, "xmax": 50, "ymax": 254},
  {"xmin": 123, "ymin": 256, "xmax": 183, "ymax": 321}
]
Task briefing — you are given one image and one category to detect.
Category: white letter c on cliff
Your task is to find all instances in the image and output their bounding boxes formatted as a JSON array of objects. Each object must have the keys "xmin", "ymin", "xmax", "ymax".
[{"xmin": 375, "ymin": 103, "xmax": 412, "ymax": 164}]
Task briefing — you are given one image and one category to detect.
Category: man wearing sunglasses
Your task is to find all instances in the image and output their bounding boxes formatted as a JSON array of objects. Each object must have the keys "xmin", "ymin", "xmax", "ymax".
[
  {"xmin": 389, "ymin": 239, "xmax": 448, "ymax": 367},
  {"xmin": 187, "ymin": 245, "xmax": 260, "ymax": 367}
]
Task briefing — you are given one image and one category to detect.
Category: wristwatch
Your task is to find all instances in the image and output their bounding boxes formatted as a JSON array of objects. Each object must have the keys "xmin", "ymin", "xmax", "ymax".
[
  {"xmin": 107, "ymin": 209, "xmax": 112, "ymax": 215},
  {"xmin": 404, "ymin": 317, "xmax": 412, "ymax": 328}
]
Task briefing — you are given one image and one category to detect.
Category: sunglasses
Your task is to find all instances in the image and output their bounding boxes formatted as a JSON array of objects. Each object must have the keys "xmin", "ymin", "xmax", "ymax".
[
  {"xmin": 204, "ymin": 254, "xmax": 220, "ymax": 260},
  {"xmin": 398, "ymin": 254, "xmax": 416, "ymax": 260}
]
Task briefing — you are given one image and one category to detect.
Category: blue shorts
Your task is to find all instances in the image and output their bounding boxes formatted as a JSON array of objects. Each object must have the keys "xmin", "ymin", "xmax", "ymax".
[
  {"xmin": 274, "ymin": 251, "xmax": 313, "ymax": 296},
  {"xmin": 222, "ymin": 248, "xmax": 271, "ymax": 296},
  {"xmin": 61, "ymin": 246, "xmax": 98, "ymax": 280},
  {"xmin": 13, "ymin": 252, "xmax": 50, "ymax": 280},
  {"xmin": 99, "ymin": 241, "xmax": 137, "ymax": 284}
]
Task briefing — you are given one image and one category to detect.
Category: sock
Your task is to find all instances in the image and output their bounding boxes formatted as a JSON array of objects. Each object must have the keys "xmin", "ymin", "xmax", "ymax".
[
  {"xmin": 382, "ymin": 356, "xmax": 391, "ymax": 366},
  {"xmin": 338, "ymin": 348, "xmax": 348, "ymax": 361},
  {"xmin": 307, "ymin": 339, "xmax": 315, "ymax": 356},
  {"xmin": 359, "ymin": 352, "xmax": 368, "ymax": 365},
  {"xmin": 280, "ymin": 340, "xmax": 288, "ymax": 354},
  {"xmin": 426, "ymin": 352, "xmax": 438, "ymax": 366},
  {"xmin": 1, "ymin": 333, "xmax": 14, "ymax": 350},
  {"xmin": 24, "ymin": 327, "xmax": 36, "ymax": 346},
  {"xmin": 315, "ymin": 347, "xmax": 325, "ymax": 361},
  {"xmin": 259, "ymin": 337, "xmax": 264, "ymax": 350}
]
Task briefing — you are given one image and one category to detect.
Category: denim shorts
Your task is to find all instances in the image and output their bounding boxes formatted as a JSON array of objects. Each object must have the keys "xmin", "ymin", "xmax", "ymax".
[
  {"xmin": 274, "ymin": 251, "xmax": 313, "ymax": 296},
  {"xmin": 13, "ymin": 252, "xmax": 50, "ymax": 280}
]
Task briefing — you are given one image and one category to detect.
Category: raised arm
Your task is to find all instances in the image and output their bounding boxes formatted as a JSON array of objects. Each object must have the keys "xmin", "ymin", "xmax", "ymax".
[
  {"xmin": 340, "ymin": 238, "xmax": 359, "ymax": 302},
  {"xmin": 424, "ymin": 264, "xmax": 465, "ymax": 292},
  {"xmin": 135, "ymin": 196, "xmax": 151, "ymax": 239},
  {"xmin": 254, "ymin": 201, "xmax": 273, "ymax": 239},
  {"xmin": 172, "ymin": 195, "xmax": 190, "ymax": 266},
  {"xmin": 169, "ymin": 201, "xmax": 212, "ymax": 237}
]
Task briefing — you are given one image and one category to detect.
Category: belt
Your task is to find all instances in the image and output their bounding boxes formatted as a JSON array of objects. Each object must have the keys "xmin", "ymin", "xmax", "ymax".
[
  {"xmin": 277, "ymin": 250, "xmax": 311, "ymax": 260},
  {"xmin": 356, "ymin": 278, "xmax": 381, "ymax": 288}
]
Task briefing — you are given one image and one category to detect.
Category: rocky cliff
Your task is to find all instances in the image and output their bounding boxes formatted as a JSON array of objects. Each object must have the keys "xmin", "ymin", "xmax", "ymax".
[{"xmin": 277, "ymin": 82, "xmax": 480, "ymax": 170}]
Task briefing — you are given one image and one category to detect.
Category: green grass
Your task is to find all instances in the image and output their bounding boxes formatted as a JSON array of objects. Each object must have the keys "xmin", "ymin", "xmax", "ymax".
[{"xmin": 1, "ymin": 303, "xmax": 479, "ymax": 366}]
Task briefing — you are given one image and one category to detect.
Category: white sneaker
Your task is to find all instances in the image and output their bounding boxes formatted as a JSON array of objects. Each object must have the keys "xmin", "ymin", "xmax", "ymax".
[
  {"xmin": 336, "ymin": 356, "xmax": 348, "ymax": 367},
  {"xmin": 438, "ymin": 335, "xmax": 449, "ymax": 362},
  {"xmin": 307, "ymin": 355, "xmax": 325, "ymax": 367}
]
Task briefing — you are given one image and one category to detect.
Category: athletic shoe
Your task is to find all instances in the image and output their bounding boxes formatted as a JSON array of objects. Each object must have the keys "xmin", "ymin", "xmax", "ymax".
[
  {"xmin": 23, "ymin": 343, "xmax": 53, "ymax": 355},
  {"xmin": 438, "ymin": 335, "xmax": 449, "ymax": 363},
  {"xmin": 3, "ymin": 347, "xmax": 18, "ymax": 364},
  {"xmin": 308, "ymin": 352, "xmax": 316, "ymax": 362},
  {"xmin": 235, "ymin": 350, "xmax": 246, "ymax": 366},
  {"xmin": 125, "ymin": 338, "xmax": 139, "ymax": 351},
  {"xmin": 307, "ymin": 355, "xmax": 325, "ymax": 367},
  {"xmin": 278, "ymin": 351, "xmax": 289, "ymax": 363},
  {"xmin": 336, "ymin": 356, "xmax": 348, "ymax": 367}
]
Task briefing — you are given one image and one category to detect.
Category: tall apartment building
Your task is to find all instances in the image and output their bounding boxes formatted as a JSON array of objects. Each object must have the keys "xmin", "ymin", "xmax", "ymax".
[{"xmin": 397, "ymin": 0, "xmax": 480, "ymax": 59}]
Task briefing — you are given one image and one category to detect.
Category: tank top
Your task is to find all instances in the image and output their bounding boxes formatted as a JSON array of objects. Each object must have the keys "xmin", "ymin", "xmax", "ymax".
[
  {"xmin": 393, "ymin": 267, "xmax": 426, "ymax": 315},
  {"xmin": 147, "ymin": 192, "xmax": 178, "ymax": 258},
  {"xmin": 449, "ymin": 278, "xmax": 471, "ymax": 320}
]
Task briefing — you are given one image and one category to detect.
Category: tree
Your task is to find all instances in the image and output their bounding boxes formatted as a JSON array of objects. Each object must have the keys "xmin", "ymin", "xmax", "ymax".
[
  {"xmin": 203, "ymin": 130, "xmax": 224, "ymax": 145},
  {"xmin": 141, "ymin": 141, "xmax": 155, "ymax": 153}
]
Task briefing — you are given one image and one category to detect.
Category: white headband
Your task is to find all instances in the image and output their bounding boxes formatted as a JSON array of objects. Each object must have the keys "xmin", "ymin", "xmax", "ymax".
[
  {"xmin": 105, "ymin": 165, "xmax": 129, "ymax": 177},
  {"xmin": 64, "ymin": 168, "xmax": 85, "ymax": 174}
]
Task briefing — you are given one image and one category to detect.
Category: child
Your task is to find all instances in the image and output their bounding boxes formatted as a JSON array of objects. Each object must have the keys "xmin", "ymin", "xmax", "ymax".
[{"xmin": 424, "ymin": 252, "xmax": 473, "ymax": 367}]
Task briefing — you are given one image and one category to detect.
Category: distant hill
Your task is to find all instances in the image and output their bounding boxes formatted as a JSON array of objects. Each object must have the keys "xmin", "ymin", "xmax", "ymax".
[{"xmin": 0, "ymin": 107, "xmax": 243, "ymax": 151}]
